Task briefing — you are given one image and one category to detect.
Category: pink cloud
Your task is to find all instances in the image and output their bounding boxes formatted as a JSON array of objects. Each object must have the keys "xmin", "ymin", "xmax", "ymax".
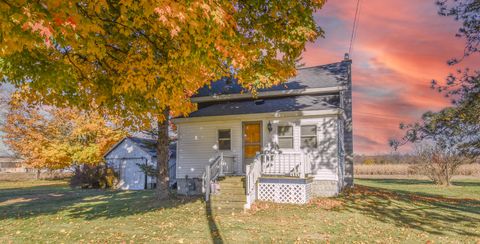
[{"xmin": 302, "ymin": 0, "xmax": 479, "ymax": 154}]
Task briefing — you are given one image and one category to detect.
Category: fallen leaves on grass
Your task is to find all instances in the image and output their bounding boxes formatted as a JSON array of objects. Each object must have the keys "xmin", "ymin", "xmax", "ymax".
[
  {"xmin": 308, "ymin": 198, "xmax": 344, "ymax": 209},
  {"xmin": 248, "ymin": 201, "xmax": 298, "ymax": 213},
  {"xmin": 248, "ymin": 201, "xmax": 272, "ymax": 212},
  {"xmin": 248, "ymin": 198, "xmax": 344, "ymax": 213}
]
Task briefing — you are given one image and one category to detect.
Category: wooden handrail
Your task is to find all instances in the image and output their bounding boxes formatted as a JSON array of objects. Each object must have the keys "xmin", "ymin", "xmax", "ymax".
[
  {"xmin": 245, "ymin": 153, "xmax": 262, "ymax": 209},
  {"xmin": 203, "ymin": 153, "xmax": 224, "ymax": 201}
]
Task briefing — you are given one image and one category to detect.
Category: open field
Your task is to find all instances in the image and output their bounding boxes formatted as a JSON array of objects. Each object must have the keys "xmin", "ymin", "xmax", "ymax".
[
  {"xmin": 0, "ymin": 179, "xmax": 479, "ymax": 243},
  {"xmin": 0, "ymin": 172, "xmax": 71, "ymax": 182},
  {"xmin": 355, "ymin": 163, "xmax": 480, "ymax": 176}
]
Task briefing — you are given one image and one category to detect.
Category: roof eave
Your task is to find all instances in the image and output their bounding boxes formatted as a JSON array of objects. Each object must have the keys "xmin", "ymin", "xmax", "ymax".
[
  {"xmin": 103, "ymin": 137, "xmax": 129, "ymax": 159},
  {"xmin": 173, "ymin": 108, "xmax": 343, "ymax": 124},
  {"xmin": 191, "ymin": 86, "xmax": 346, "ymax": 103}
]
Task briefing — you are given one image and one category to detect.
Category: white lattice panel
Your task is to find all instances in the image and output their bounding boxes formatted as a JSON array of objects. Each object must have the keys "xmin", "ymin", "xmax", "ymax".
[{"xmin": 258, "ymin": 182, "xmax": 311, "ymax": 204}]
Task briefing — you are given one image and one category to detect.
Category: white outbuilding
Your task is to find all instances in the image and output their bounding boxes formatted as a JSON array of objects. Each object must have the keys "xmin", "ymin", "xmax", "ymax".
[{"xmin": 104, "ymin": 137, "xmax": 176, "ymax": 190}]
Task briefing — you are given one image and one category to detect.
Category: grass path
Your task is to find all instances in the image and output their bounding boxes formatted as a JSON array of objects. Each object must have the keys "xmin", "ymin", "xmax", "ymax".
[{"xmin": 0, "ymin": 178, "xmax": 478, "ymax": 243}]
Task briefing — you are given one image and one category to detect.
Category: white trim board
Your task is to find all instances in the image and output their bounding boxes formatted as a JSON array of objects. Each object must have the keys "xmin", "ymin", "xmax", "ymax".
[{"xmin": 173, "ymin": 109, "xmax": 344, "ymax": 124}]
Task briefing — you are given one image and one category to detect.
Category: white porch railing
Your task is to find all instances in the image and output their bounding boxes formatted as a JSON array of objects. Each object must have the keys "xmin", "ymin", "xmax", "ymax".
[
  {"xmin": 202, "ymin": 153, "xmax": 236, "ymax": 201},
  {"xmin": 245, "ymin": 154, "xmax": 262, "ymax": 209},
  {"xmin": 261, "ymin": 152, "xmax": 312, "ymax": 178}
]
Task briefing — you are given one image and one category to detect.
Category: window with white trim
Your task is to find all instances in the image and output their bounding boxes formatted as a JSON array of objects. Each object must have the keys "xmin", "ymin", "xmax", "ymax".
[
  {"xmin": 277, "ymin": 125, "xmax": 294, "ymax": 149},
  {"xmin": 218, "ymin": 129, "xmax": 231, "ymax": 150},
  {"xmin": 301, "ymin": 125, "xmax": 317, "ymax": 148}
]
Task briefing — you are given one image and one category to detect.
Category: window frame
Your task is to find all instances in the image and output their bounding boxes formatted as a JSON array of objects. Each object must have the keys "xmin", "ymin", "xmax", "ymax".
[
  {"xmin": 277, "ymin": 125, "xmax": 294, "ymax": 149},
  {"xmin": 300, "ymin": 125, "xmax": 318, "ymax": 149},
  {"xmin": 217, "ymin": 129, "xmax": 232, "ymax": 150}
]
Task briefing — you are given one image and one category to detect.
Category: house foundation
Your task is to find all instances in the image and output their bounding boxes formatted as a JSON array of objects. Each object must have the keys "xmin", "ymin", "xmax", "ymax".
[
  {"xmin": 310, "ymin": 180, "xmax": 339, "ymax": 197},
  {"xmin": 177, "ymin": 177, "xmax": 203, "ymax": 195}
]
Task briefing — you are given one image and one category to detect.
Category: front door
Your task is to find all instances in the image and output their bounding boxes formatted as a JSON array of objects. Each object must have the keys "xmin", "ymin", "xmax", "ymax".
[{"xmin": 242, "ymin": 121, "xmax": 262, "ymax": 173}]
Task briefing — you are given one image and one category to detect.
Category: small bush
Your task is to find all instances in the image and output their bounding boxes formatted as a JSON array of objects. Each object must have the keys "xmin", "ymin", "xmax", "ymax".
[
  {"xmin": 70, "ymin": 164, "xmax": 117, "ymax": 189},
  {"xmin": 410, "ymin": 144, "xmax": 477, "ymax": 186}
]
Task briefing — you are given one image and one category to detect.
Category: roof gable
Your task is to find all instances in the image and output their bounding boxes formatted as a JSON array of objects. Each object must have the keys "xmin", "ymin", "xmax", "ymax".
[
  {"xmin": 127, "ymin": 137, "xmax": 157, "ymax": 157},
  {"xmin": 104, "ymin": 137, "xmax": 156, "ymax": 158},
  {"xmin": 195, "ymin": 61, "xmax": 351, "ymax": 98}
]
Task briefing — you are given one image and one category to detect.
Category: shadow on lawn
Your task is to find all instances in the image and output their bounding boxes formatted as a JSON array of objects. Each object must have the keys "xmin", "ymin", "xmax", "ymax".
[
  {"xmin": 205, "ymin": 200, "xmax": 224, "ymax": 244},
  {"xmin": 340, "ymin": 181, "xmax": 480, "ymax": 237},
  {"xmin": 0, "ymin": 184, "xmax": 200, "ymax": 221}
]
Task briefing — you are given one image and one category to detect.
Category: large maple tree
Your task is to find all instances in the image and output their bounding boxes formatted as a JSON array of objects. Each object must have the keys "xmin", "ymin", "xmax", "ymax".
[{"xmin": 0, "ymin": 0, "xmax": 325, "ymax": 198}]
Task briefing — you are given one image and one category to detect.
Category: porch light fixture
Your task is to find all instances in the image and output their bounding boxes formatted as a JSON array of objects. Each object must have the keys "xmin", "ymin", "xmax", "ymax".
[{"xmin": 267, "ymin": 121, "xmax": 272, "ymax": 133}]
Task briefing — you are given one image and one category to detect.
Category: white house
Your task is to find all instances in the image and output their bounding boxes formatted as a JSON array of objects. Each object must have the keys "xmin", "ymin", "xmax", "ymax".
[
  {"xmin": 104, "ymin": 137, "xmax": 176, "ymax": 190},
  {"xmin": 173, "ymin": 58, "xmax": 353, "ymax": 207}
]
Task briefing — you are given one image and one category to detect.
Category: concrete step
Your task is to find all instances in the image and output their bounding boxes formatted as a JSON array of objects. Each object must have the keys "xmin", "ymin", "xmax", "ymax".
[
  {"xmin": 211, "ymin": 199, "xmax": 246, "ymax": 205},
  {"xmin": 217, "ymin": 190, "xmax": 245, "ymax": 196},
  {"xmin": 218, "ymin": 184, "xmax": 244, "ymax": 190},
  {"xmin": 218, "ymin": 186, "xmax": 245, "ymax": 192},
  {"xmin": 215, "ymin": 201, "xmax": 244, "ymax": 209},
  {"xmin": 211, "ymin": 194, "xmax": 246, "ymax": 202},
  {"xmin": 211, "ymin": 208, "xmax": 244, "ymax": 215},
  {"xmin": 218, "ymin": 181, "xmax": 245, "ymax": 187},
  {"xmin": 217, "ymin": 176, "xmax": 245, "ymax": 183},
  {"xmin": 210, "ymin": 204, "xmax": 245, "ymax": 212},
  {"xmin": 208, "ymin": 176, "xmax": 246, "ymax": 213},
  {"xmin": 206, "ymin": 203, "xmax": 244, "ymax": 215}
]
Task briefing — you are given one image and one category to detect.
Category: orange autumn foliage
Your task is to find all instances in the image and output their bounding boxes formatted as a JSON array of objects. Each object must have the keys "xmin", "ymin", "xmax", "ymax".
[
  {"xmin": 0, "ymin": 0, "xmax": 325, "ymax": 126},
  {"xmin": 2, "ymin": 98, "xmax": 126, "ymax": 169}
]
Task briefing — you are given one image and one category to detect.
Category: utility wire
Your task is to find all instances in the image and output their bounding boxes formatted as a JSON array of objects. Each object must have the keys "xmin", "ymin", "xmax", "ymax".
[{"xmin": 348, "ymin": 0, "xmax": 362, "ymax": 57}]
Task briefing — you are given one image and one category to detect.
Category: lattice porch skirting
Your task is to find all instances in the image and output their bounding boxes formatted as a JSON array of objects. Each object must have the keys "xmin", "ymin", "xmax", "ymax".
[{"xmin": 258, "ymin": 181, "xmax": 312, "ymax": 204}]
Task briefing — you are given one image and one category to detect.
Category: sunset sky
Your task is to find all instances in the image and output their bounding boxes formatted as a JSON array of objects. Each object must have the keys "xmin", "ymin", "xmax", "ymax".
[
  {"xmin": 0, "ymin": 1, "xmax": 477, "ymax": 156},
  {"xmin": 303, "ymin": 0, "xmax": 479, "ymax": 154}
]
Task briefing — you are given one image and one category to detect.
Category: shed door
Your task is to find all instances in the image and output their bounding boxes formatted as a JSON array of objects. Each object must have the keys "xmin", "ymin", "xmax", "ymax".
[
  {"xmin": 120, "ymin": 158, "xmax": 146, "ymax": 190},
  {"xmin": 242, "ymin": 121, "xmax": 262, "ymax": 173}
]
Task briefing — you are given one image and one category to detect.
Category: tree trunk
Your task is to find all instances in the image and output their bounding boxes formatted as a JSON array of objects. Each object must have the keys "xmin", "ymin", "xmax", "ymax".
[
  {"xmin": 36, "ymin": 169, "xmax": 41, "ymax": 180},
  {"xmin": 156, "ymin": 109, "xmax": 170, "ymax": 200}
]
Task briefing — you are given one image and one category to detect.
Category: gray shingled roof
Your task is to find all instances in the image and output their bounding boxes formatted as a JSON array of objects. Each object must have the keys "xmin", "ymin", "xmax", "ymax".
[
  {"xmin": 128, "ymin": 137, "xmax": 157, "ymax": 157},
  {"xmin": 195, "ymin": 61, "xmax": 350, "ymax": 97},
  {"xmin": 188, "ymin": 94, "xmax": 340, "ymax": 117},
  {"xmin": 105, "ymin": 137, "xmax": 176, "ymax": 158}
]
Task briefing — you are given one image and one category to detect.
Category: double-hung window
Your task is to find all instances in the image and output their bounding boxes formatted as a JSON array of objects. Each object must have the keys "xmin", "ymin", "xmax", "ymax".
[
  {"xmin": 301, "ymin": 125, "xmax": 317, "ymax": 148},
  {"xmin": 218, "ymin": 129, "xmax": 231, "ymax": 150},
  {"xmin": 277, "ymin": 125, "xmax": 294, "ymax": 149}
]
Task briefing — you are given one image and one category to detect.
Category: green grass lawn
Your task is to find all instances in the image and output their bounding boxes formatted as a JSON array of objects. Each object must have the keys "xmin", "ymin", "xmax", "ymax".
[{"xmin": 0, "ymin": 178, "xmax": 479, "ymax": 243}]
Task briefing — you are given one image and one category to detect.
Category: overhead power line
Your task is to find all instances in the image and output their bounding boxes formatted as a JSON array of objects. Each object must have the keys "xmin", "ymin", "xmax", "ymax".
[{"xmin": 348, "ymin": 0, "xmax": 362, "ymax": 57}]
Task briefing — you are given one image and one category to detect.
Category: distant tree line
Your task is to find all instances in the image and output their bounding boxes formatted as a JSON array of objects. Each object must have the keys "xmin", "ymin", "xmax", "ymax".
[{"xmin": 353, "ymin": 154, "xmax": 416, "ymax": 165}]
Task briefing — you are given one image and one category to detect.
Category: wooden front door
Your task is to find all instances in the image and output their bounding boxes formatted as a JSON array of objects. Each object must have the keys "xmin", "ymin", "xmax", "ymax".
[{"xmin": 242, "ymin": 121, "xmax": 262, "ymax": 173}]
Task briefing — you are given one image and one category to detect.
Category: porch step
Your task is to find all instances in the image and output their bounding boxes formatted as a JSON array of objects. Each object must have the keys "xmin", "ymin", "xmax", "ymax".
[
  {"xmin": 217, "ymin": 176, "xmax": 244, "ymax": 183},
  {"xmin": 220, "ymin": 182, "xmax": 245, "ymax": 189},
  {"xmin": 219, "ymin": 187, "xmax": 245, "ymax": 193},
  {"xmin": 209, "ymin": 206, "xmax": 244, "ymax": 215},
  {"xmin": 212, "ymin": 201, "xmax": 245, "ymax": 208},
  {"xmin": 208, "ymin": 176, "xmax": 246, "ymax": 215},
  {"xmin": 211, "ymin": 194, "xmax": 245, "ymax": 202}
]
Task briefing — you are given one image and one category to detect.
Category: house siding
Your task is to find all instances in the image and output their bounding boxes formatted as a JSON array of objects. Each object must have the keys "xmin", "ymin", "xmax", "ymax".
[
  {"xmin": 176, "ymin": 120, "xmax": 243, "ymax": 179},
  {"xmin": 176, "ymin": 114, "xmax": 341, "ymax": 194}
]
